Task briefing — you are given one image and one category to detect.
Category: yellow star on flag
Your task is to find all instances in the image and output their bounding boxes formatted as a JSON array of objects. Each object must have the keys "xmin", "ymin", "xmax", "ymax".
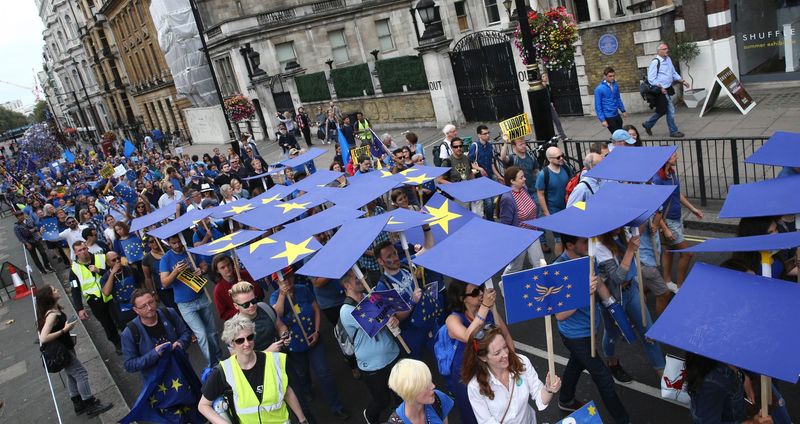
[
  {"xmin": 573, "ymin": 201, "xmax": 587, "ymax": 210},
  {"xmin": 227, "ymin": 203, "xmax": 254, "ymax": 215},
  {"xmin": 379, "ymin": 170, "xmax": 394, "ymax": 178},
  {"xmin": 157, "ymin": 383, "xmax": 168, "ymax": 394},
  {"xmin": 554, "ymin": 271, "xmax": 560, "ymax": 276},
  {"xmin": 171, "ymin": 378, "xmax": 183, "ymax": 392},
  {"xmin": 387, "ymin": 217, "xmax": 404, "ymax": 225},
  {"xmin": 248, "ymin": 237, "xmax": 276, "ymax": 253},
  {"xmin": 271, "ymin": 237, "xmax": 317, "ymax": 265},
  {"xmin": 149, "ymin": 395, "xmax": 158, "ymax": 407},
  {"xmin": 274, "ymin": 202, "xmax": 310, "ymax": 214},
  {"xmin": 398, "ymin": 167, "xmax": 419, "ymax": 176},
  {"xmin": 208, "ymin": 231, "xmax": 239, "ymax": 246},
  {"xmin": 588, "ymin": 405, "xmax": 597, "ymax": 415},
  {"xmin": 525, "ymin": 283, "xmax": 531, "ymax": 289},
  {"xmin": 404, "ymin": 173, "xmax": 430, "ymax": 185},
  {"xmin": 424, "ymin": 199, "xmax": 462, "ymax": 233},
  {"xmin": 209, "ymin": 243, "xmax": 238, "ymax": 254},
  {"xmin": 259, "ymin": 193, "xmax": 282, "ymax": 205}
]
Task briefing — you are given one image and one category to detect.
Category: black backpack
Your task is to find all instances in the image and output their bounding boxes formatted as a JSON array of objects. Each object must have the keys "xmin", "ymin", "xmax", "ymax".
[
  {"xmin": 640, "ymin": 58, "xmax": 661, "ymax": 100},
  {"xmin": 432, "ymin": 142, "xmax": 451, "ymax": 167},
  {"xmin": 41, "ymin": 340, "xmax": 72, "ymax": 373}
]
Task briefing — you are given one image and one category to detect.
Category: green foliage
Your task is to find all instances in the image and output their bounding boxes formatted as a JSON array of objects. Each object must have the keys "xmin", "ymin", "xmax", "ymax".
[
  {"xmin": 672, "ymin": 40, "xmax": 701, "ymax": 86},
  {"xmin": 331, "ymin": 64, "xmax": 374, "ymax": 98},
  {"xmin": 30, "ymin": 101, "xmax": 47, "ymax": 123},
  {"xmin": 375, "ymin": 56, "xmax": 427, "ymax": 94},
  {"xmin": 295, "ymin": 72, "xmax": 331, "ymax": 102},
  {"xmin": 0, "ymin": 108, "xmax": 30, "ymax": 133}
]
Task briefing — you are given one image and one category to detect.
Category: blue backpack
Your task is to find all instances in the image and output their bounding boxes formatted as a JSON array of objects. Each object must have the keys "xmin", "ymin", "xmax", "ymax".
[{"xmin": 433, "ymin": 324, "xmax": 458, "ymax": 376}]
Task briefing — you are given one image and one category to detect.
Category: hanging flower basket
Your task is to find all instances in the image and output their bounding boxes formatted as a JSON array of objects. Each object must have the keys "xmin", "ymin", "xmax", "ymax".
[
  {"xmin": 223, "ymin": 94, "xmax": 256, "ymax": 123},
  {"xmin": 513, "ymin": 6, "xmax": 579, "ymax": 71},
  {"xmin": 102, "ymin": 131, "xmax": 117, "ymax": 143}
]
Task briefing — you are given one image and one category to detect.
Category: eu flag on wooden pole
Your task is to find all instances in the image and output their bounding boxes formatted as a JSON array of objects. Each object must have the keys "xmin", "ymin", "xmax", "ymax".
[{"xmin": 503, "ymin": 257, "xmax": 590, "ymax": 325}]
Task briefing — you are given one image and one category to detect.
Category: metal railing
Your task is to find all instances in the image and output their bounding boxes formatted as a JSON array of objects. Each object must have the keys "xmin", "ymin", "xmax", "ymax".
[{"xmin": 490, "ymin": 137, "xmax": 775, "ymax": 206}]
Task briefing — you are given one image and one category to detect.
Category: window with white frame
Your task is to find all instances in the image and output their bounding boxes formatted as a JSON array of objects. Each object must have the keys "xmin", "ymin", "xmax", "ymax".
[
  {"xmin": 484, "ymin": 0, "xmax": 500, "ymax": 24},
  {"xmin": 275, "ymin": 41, "xmax": 297, "ymax": 71},
  {"xmin": 375, "ymin": 19, "xmax": 394, "ymax": 51},
  {"xmin": 454, "ymin": 1, "xmax": 470, "ymax": 31},
  {"xmin": 213, "ymin": 56, "xmax": 239, "ymax": 97},
  {"xmin": 329, "ymin": 30, "xmax": 349, "ymax": 64}
]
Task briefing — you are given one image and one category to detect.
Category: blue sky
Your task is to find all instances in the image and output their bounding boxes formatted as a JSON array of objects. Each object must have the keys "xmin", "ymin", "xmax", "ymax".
[{"xmin": 0, "ymin": 1, "xmax": 45, "ymax": 106}]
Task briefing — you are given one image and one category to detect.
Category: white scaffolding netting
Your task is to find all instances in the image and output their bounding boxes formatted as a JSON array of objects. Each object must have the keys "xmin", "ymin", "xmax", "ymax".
[{"xmin": 150, "ymin": 0, "xmax": 218, "ymax": 107}]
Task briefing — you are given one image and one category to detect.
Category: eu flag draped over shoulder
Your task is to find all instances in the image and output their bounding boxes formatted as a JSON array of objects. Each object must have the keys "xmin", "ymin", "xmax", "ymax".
[
  {"xmin": 503, "ymin": 257, "xmax": 591, "ymax": 325},
  {"xmin": 119, "ymin": 349, "xmax": 203, "ymax": 424}
]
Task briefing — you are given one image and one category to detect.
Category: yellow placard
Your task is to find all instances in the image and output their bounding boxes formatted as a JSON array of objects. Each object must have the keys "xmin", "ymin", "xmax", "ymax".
[
  {"xmin": 100, "ymin": 163, "xmax": 115, "ymax": 179},
  {"xmin": 350, "ymin": 146, "xmax": 371, "ymax": 164},
  {"xmin": 177, "ymin": 269, "xmax": 208, "ymax": 293},
  {"xmin": 499, "ymin": 113, "xmax": 532, "ymax": 141}
]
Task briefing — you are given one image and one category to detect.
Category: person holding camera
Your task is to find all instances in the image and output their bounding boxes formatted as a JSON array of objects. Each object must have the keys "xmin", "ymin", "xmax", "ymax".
[{"xmin": 37, "ymin": 285, "xmax": 114, "ymax": 417}]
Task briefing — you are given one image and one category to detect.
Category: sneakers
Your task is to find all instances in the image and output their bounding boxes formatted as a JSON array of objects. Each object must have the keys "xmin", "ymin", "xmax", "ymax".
[
  {"xmin": 610, "ymin": 363, "xmax": 633, "ymax": 383},
  {"xmin": 642, "ymin": 123, "xmax": 653, "ymax": 136},
  {"xmin": 83, "ymin": 397, "xmax": 113, "ymax": 417},
  {"xmin": 362, "ymin": 408, "xmax": 372, "ymax": 424},
  {"xmin": 670, "ymin": 131, "xmax": 685, "ymax": 138},
  {"xmin": 665, "ymin": 281, "xmax": 680, "ymax": 294},
  {"xmin": 558, "ymin": 398, "xmax": 587, "ymax": 412}
]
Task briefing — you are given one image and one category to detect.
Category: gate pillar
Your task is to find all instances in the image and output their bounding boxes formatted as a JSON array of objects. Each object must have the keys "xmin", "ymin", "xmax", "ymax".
[{"xmin": 417, "ymin": 38, "xmax": 466, "ymax": 127}]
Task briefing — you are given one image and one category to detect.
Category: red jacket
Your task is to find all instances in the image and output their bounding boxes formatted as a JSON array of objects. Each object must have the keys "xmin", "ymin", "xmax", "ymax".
[{"xmin": 213, "ymin": 270, "xmax": 265, "ymax": 321}]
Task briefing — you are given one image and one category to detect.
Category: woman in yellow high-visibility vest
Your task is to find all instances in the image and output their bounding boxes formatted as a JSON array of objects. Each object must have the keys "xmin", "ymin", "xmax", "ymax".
[{"xmin": 198, "ymin": 316, "xmax": 308, "ymax": 424}]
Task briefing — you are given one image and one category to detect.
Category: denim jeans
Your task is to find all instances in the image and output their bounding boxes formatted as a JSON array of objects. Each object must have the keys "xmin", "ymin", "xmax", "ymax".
[
  {"xmin": 288, "ymin": 341, "xmax": 343, "ymax": 412},
  {"xmin": 602, "ymin": 283, "xmax": 666, "ymax": 370},
  {"xmin": 644, "ymin": 94, "xmax": 678, "ymax": 134},
  {"xmin": 560, "ymin": 335, "xmax": 630, "ymax": 424},
  {"xmin": 64, "ymin": 350, "xmax": 93, "ymax": 400},
  {"xmin": 177, "ymin": 295, "xmax": 223, "ymax": 368}
]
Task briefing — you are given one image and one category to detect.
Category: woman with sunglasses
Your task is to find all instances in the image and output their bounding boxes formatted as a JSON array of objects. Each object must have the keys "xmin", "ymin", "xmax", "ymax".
[
  {"xmin": 462, "ymin": 324, "xmax": 561, "ymax": 424},
  {"xmin": 444, "ymin": 282, "xmax": 512, "ymax": 424},
  {"xmin": 199, "ymin": 315, "xmax": 309, "ymax": 424}
]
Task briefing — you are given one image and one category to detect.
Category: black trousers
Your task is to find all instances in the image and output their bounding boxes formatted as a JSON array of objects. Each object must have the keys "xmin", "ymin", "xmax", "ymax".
[
  {"xmin": 606, "ymin": 115, "xmax": 624, "ymax": 133},
  {"xmin": 26, "ymin": 241, "xmax": 51, "ymax": 272},
  {"xmin": 301, "ymin": 128, "xmax": 313, "ymax": 147},
  {"xmin": 361, "ymin": 359, "xmax": 399, "ymax": 423},
  {"xmin": 86, "ymin": 297, "xmax": 120, "ymax": 346}
]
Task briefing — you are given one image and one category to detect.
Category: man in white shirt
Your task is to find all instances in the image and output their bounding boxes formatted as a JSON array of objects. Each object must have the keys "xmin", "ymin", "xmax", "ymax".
[
  {"xmin": 158, "ymin": 181, "xmax": 183, "ymax": 209},
  {"xmin": 58, "ymin": 216, "xmax": 88, "ymax": 260},
  {"xmin": 438, "ymin": 124, "xmax": 457, "ymax": 163}
]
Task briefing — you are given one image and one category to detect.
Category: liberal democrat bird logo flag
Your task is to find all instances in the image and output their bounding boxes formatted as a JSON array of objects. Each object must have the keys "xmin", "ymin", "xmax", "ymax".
[
  {"xmin": 352, "ymin": 289, "xmax": 411, "ymax": 338},
  {"xmin": 502, "ymin": 257, "xmax": 590, "ymax": 325}
]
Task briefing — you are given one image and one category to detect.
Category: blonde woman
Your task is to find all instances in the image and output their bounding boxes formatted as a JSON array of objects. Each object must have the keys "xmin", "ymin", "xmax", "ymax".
[{"xmin": 388, "ymin": 359, "xmax": 453, "ymax": 423}]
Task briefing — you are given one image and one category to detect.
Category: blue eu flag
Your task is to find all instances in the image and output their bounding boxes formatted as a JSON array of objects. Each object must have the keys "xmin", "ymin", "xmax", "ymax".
[
  {"xmin": 555, "ymin": 400, "xmax": 603, "ymax": 423},
  {"xmin": 502, "ymin": 257, "xmax": 591, "ymax": 325},
  {"xmin": 119, "ymin": 349, "xmax": 203, "ymax": 424},
  {"xmin": 119, "ymin": 236, "xmax": 146, "ymax": 263}
]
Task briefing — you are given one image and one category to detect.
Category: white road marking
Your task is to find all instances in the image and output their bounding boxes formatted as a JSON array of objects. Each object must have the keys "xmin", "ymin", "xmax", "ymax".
[{"xmin": 513, "ymin": 340, "xmax": 689, "ymax": 409}]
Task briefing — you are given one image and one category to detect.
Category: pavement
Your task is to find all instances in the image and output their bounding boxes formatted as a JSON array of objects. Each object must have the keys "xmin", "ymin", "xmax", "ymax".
[{"xmin": 6, "ymin": 86, "xmax": 797, "ymax": 423}]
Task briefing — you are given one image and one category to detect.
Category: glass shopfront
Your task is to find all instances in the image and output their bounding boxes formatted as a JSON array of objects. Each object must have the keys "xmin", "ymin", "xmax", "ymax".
[{"xmin": 732, "ymin": 0, "xmax": 800, "ymax": 81}]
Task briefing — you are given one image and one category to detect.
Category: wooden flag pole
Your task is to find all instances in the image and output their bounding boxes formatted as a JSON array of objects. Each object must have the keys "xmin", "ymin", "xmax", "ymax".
[
  {"xmin": 228, "ymin": 220, "xmax": 242, "ymax": 281},
  {"xmin": 398, "ymin": 233, "xmax": 420, "ymax": 291},
  {"xmin": 589, "ymin": 237, "xmax": 597, "ymax": 358},
  {"xmin": 351, "ymin": 264, "xmax": 411, "ymax": 354},
  {"xmin": 759, "ymin": 251, "xmax": 773, "ymax": 414},
  {"xmin": 537, "ymin": 258, "xmax": 556, "ymax": 378},
  {"xmin": 178, "ymin": 232, "xmax": 212, "ymax": 302},
  {"xmin": 631, "ymin": 227, "xmax": 647, "ymax": 327},
  {"xmin": 277, "ymin": 270, "xmax": 311, "ymax": 346}
]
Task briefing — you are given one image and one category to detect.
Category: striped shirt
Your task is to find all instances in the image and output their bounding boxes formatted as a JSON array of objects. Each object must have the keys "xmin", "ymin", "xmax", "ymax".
[{"xmin": 512, "ymin": 189, "xmax": 537, "ymax": 229}]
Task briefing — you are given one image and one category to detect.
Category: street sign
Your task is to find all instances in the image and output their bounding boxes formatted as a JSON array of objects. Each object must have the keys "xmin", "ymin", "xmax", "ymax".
[{"xmin": 699, "ymin": 67, "xmax": 757, "ymax": 117}]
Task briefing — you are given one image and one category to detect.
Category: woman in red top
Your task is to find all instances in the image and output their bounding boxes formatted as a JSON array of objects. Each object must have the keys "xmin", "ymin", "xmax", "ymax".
[{"xmin": 499, "ymin": 166, "xmax": 546, "ymax": 274}]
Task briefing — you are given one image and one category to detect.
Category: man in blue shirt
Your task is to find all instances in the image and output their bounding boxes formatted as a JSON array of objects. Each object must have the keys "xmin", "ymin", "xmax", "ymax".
[
  {"xmin": 469, "ymin": 125, "xmax": 501, "ymax": 219},
  {"xmin": 340, "ymin": 269, "xmax": 400, "ymax": 424},
  {"xmin": 642, "ymin": 43, "xmax": 691, "ymax": 138},
  {"xmin": 536, "ymin": 146, "xmax": 571, "ymax": 255},
  {"xmin": 553, "ymin": 235, "xmax": 629, "ymax": 423},
  {"xmin": 159, "ymin": 234, "xmax": 223, "ymax": 369},
  {"xmin": 594, "ymin": 67, "xmax": 628, "ymax": 133}
]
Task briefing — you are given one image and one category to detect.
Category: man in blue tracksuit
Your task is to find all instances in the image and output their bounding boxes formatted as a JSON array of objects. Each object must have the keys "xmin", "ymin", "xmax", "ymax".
[{"xmin": 594, "ymin": 67, "xmax": 628, "ymax": 134}]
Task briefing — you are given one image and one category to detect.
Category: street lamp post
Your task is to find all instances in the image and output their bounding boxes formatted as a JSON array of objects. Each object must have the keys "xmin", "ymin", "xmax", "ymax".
[
  {"xmin": 188, "ymin": 0, "xmax": 239, "ymax": 156},
  {"xmin": 71, "ymin": 90, "xmax": 91, "ymax": 144},
  {"xmin": 71, "ymin": 59, "xmax": 104, "ymax": 142},
  {"xmin": 513, "ymin": 0, "xmax": 554, "ymax": 142}
]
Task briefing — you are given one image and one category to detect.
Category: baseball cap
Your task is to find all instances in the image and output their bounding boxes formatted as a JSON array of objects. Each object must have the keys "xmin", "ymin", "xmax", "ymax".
[{"xmin": 611, "ymin": 129, "xmax": 634, "ymax": 144}]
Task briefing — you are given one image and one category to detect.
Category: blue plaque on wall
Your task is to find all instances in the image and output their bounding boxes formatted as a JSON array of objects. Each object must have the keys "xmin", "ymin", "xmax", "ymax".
[{"xmin": 598, "ymin": 34, "xmax": 619, "ymax": 56}]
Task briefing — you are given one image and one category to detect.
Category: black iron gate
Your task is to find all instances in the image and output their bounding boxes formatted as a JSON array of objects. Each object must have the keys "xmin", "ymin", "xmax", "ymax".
[
  {"xmin": 548, "ymin": 64, "xmax": 583, "ymax": 116},
  {"xmin": 449, "ymin": 31, "xmax": 524, "ymax": 122}
]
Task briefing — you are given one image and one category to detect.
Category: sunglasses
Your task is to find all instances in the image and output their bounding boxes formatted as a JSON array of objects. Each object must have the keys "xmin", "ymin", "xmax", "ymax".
[
  {"xmin": 549, "ymin": 155, "xmax": 564, "ymax": 160},
  {"xmin": 472, "ymin": 323, "xmax": 499, "ymax": 352},
  {"xmin": 235, "ymin": 300, "xmax": 256, "ymax": 309},
  {"xmin": 451, "ymin": 145, "xmax": 464, "ymax": 149},
  {"xmin": 233, "ymin": 333, "xmax": 255, "ymax": 345},
  {"xmin": 464, "ymin": 286, "xmax": 484, "ymax": 298}
]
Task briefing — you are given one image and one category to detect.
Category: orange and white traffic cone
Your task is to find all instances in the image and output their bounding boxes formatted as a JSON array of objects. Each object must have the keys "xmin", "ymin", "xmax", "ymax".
[{"xmin": 10, "ymin": 265, "xmax": 31, "ymax": 300}]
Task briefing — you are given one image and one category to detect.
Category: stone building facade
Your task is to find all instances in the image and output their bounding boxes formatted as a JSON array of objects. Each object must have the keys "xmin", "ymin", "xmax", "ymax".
[{"xmin": 100, "ymin": 0, "xmax": 191, "ymax": 139}]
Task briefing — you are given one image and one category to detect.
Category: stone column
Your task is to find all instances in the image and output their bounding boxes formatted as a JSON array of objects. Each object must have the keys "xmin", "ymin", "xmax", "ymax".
[
  {"xmin": 416, "ymin": 37, "xmax": 466, "ymax": 126},
  {"xmin": 587, "ymin": 0, "xmax": 600, "ymax": 22},
  {"xmin": 252, "ymin": 76, "xmax": 280, "ymax": 139},
  {"xmin": 160, "ymin": 98, "xmax": 178, "ymax": 133}
]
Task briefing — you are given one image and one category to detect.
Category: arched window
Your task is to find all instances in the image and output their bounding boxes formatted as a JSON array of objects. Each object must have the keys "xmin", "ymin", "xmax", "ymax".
[
  {"xmin": 57, "ymin": 31, "xmax": 66, "ymax": 50},
  {"xmin": 64, "ymin": 15, "xmax": 74, "ymax": 38}
]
